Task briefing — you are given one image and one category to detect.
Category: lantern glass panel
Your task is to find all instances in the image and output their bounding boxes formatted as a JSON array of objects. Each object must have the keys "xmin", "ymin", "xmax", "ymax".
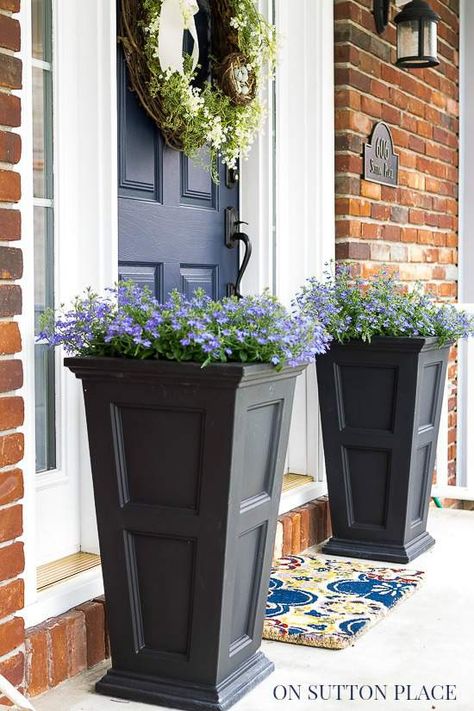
[
  {"xmin": 397, "ymin": 20, "xmax": 419, "ymax": 60},
  {"xmin": 423, "ymin": 18, "xmax": 437, "ymax": 59}
]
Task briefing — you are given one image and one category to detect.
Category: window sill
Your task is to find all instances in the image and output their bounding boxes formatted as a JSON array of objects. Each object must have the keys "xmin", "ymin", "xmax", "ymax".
[
  {"xmin": 278, "ymin": 481, "xmax": 327, "ymax": 516},
  {"xmin": 23, "ymin": 565, "xmax": 104, "ymax": 629}
]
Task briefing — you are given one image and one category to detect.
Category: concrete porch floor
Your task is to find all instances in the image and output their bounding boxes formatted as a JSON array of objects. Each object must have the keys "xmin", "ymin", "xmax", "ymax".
[{"xmin": 28, "ymin": 508, "xmax": 474, "ymax": 711}]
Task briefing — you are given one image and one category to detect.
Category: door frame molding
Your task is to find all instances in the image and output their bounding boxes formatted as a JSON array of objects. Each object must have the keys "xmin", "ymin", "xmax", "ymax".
[
  {"xmin": 274, "ymin": 0, "xmax": 335, "ymax": 493},
  {"xmin": 22, "ymin": 0, "xmax": 118, "ymax": 626},
  {"xmin": 21, "ymin": 0, "xmax": 335, "ymax": 624}
]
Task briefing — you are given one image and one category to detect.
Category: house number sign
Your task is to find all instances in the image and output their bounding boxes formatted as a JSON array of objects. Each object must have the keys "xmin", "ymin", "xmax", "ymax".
[{"xmin": 363, "ymin": 121, "xmax": 399, "ymax": 187}]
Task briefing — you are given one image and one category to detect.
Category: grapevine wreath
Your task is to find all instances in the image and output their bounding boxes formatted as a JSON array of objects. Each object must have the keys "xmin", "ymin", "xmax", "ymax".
[{"xmin": 119, "ymin": 0, "xmax": 277, "ymax": 179}]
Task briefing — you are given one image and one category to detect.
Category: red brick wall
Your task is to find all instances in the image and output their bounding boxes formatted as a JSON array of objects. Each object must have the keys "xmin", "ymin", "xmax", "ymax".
[
  {"xmin": 334, "ymin": 0, "xmax": 460, "ymax": 484},
  {"xmin": 274, "ymin": 497, "xmax": 331, "ymax": 559},
  {"xmin": 0, "ymin": 0, "xmax": 25, "ymax": 697},
  {"xmin": 25, "ymin": 597, "xmax": 110, "ymax": 697}
]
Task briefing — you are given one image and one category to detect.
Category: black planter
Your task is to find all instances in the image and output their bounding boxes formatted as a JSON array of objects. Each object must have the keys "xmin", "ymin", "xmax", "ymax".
[
  {"xmin": 315, "ymin": 337, "xmax": 450, "ymax": 564},
  {"xmin": 65, "ymin": 357, "xmax": 303, "ymax": 711}
]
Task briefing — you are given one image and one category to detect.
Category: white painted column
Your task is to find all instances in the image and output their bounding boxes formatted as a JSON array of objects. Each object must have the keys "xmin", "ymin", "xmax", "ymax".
[{"xmin": 275, "ymin": 0, "xmax": 335, "ymax": 486}]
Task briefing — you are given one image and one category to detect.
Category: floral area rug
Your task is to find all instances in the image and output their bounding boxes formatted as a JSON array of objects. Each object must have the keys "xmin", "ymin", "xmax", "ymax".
[{"xmin": 263, "ymin": 555, "xmax": 424, "ymax": 650}]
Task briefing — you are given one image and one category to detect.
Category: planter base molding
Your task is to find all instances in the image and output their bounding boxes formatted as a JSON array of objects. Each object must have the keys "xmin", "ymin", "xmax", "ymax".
[
  {"xmin": 96, "ymin": 651, "xmax": 274, "ymax": 711},
  {"xmin": 322, "ymin": 531, "xmax": 435, "ymax": 564}
]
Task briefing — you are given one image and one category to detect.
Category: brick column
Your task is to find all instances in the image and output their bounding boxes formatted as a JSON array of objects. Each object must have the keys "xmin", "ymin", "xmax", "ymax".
[
  {"xmin": 0, "ymin": 0, "xmax": 25, "ymax": 697},
  {"xmin": 334, "ymin": 0, "xmax": 460, "ymax": 484}
]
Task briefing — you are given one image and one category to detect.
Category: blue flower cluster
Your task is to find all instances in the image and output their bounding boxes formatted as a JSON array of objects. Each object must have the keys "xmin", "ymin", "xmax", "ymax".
[
  {"xmin": 294, "ymin": 265, "xmax": 474, "ymax": 347},
  {"xmin": 38, "ymin": 283, "xmax": 331, "ymax": 368}
]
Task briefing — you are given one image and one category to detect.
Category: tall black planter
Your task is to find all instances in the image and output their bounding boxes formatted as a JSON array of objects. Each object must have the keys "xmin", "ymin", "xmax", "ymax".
[
  {"xmin": 66, "ymin": 357, "xmax": 303, "ymax": 711},
  {"xmin": 316, "ymin": 338, "xmax": 450, "ymax": 564}
]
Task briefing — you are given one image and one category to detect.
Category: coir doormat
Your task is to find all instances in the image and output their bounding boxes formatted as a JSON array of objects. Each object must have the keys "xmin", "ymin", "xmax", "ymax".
[{"xmin": 263, "ymin": 555, "xmax": 424, "ymax": 650}]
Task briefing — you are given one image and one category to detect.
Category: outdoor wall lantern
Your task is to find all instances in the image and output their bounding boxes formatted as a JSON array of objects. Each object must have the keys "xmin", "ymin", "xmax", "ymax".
[{"xmin": 373, "ymin": 0, "xmax": 440, "ymax": 68}]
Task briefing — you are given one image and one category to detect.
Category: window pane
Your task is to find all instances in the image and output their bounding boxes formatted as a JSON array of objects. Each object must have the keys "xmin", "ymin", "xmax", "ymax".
[
  {"xmin": 35, "ymin": 344, "xmax": 56, "ymax": 472},
  {"xmin": 34, "ymin": 206, "xmax": 56, "ymax": 472},
  {"xmin": 32, "ymin": 0, "xmax": 52, "ymax": 62},
  {"xmin": 34, "ymin": 206, "xmax": 54, "ymax": 320},
  {"xmin": 33, "ymin": 66, "xmax": 53, "ymax": 199}
]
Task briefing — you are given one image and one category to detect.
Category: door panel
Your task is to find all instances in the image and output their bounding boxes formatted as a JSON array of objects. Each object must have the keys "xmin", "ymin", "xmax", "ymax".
[{"xmin": 117, "ymin": 45, "xmax": 239, "ymax": 301}]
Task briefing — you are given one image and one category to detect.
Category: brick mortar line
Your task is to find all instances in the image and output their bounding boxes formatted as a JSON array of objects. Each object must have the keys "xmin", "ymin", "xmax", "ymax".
[
  {"xmin": 336, "ymin": 150, "xmax": 459, "ymax": 176},
  {"xmin": 336, "ymin": 221, "xmax": 458, "ymax": 231},
  {"xmin": 0, "ymin": 430, "xmax": 22, "ymax": 441},
  {"xmin": 335, "ymin": 140, "xmax": 458, "ymax": 163},
  {"xmin": 0, "ymin": 161, "xmax": 20, "ymax": 170},
  {"xmin": 335, "ymin": 175, "xmax": 460, "ymax": 198},
  {"xmin": 335, "ymin": 0, "xmax": 460, "ymax": 29},
  {"xmin": 334, "ymin": 57, "xmax": 459, "ymax": 103},
  {"xmin": 341, "ymin": 259, "xmax": 458, "ymax": 274},
  {"xmin": 336, "ymin": 237, "xmax": 457, "ymax": 253},
  {"xmin": 333, "ymin": 10, "xmax": 460, "ymax": 36},
  {"xmin": 335, "ymin": 195, "xmax": 459, "ymax": 211},
  {"xmin": 334, "ymin": 18, "xmax": 459, "ymax": 70},
  {"xmin": 334, "ymin": 164, "xmax": 459, "ymax": 188},
  {"xmin": 0, "ymin": 645, "xmax": 25, "ymax": 667},
  {"xmin": 334, "ymin": 21, "xmax": 460, "ymax": 76},
  {"xmin": 334, "ymin": 138, "xmax": 458, "ymax": 154},
  {"xmin": 0, "ymin": 47, "xmax": 16, "ymax": 58},
  {"xmin": 335, "ymin": 209, "xmax": 458, "ymax": 223},
  {"xmin": 334, "ymin": 101, "xmax": 459, "ymax": 136},
  {"xmin": 335, "ymin": 247, "xmax": 459, "ymax": 264},
  {"xmin": 334, "ymin": 81, "xmax": 460, "ymax": 130},
  {"xmin": 0, "ymin": 462, "xmax": 22, "ymax": 473},
  {"xmin": 336, "ymin": 233, "xmax": 458, "ymax": 246},
  {"xmin": 0, "ymin": 611, "xmax": 18, "ymax": 627},
  {"xmin": 334, "ymin": 103, "xmax": 459, "ymax": 141}
]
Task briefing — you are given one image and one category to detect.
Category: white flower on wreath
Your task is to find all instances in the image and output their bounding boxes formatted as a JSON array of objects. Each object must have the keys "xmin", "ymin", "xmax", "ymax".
[{"xmin": 180, "ymin": 0, "xmax": 199, "ymax": 28}]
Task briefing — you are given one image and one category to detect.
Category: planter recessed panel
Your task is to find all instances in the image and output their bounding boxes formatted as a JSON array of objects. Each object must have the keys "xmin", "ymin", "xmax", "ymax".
[
  {"xmin": 336, "ymin": 364, "xmax": 398, "ymax": 432},
  {"xmin": 418, "ymin": 362, "xmax": 443, "ymax": 429},
  {"xmin": 241, "ymin": 402, "xmax": 282, "ymax": 508},
  {"xmin": 316, "ymin": 338, "xmax": 450, "ymax": 563},
  {"xmin": 125, "ymin": 531, "xmax": 196, "ymax": 657},
  {"xmin": 112, "ymin": 404, "xmax": 204, "ymax": 511},
  {"xmin": 66, "ymin": 357, "xmax": 303, "ymax": 711},
  {"xmin": 343, "ymin": 446, "xmax": 391, "ymax": 529},
  {"xmin": 410, "ymin": 444, "xmax": 432, "ymax": 527},
  {"xmin": 230, "ymin": 523, "xmax": 267, "ymax": 654}
]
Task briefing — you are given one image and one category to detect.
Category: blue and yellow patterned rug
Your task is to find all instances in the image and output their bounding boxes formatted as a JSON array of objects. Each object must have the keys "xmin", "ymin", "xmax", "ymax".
[{"xmin": 263, "ymin": 555, "xmax": 424, "ymax": 650}]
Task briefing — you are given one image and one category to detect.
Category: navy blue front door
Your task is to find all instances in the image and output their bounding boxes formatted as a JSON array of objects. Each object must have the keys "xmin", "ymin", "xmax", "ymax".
[{"xmin": 117, "ymin": 51, "xmax": 239, "ymax": 301}]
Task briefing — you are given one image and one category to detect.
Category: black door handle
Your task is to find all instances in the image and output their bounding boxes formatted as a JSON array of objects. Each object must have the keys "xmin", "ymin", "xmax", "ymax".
[{"xmin": 225, "ymin": 207, "xmax": 253, "ymax": 299}]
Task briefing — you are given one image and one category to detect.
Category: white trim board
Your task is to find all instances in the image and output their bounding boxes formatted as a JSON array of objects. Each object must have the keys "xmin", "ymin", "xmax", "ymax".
[
  {"xmin": 23, "ymin": 567, "xmax": 104, "ymax": 630},
  {"xmin": 21, "ymin": 0, "xmax": 117, "ymax": 620},
  {"xmin": 458, "ymin": 0, "xmax": 474, "ymax": 497},
  {"xmin": 19, "ymin": 0, "xmax": 334, "ymax": 624},
  {"xmin": 274, "ymin": 0, "xmax": 335, "ymax": 483}
]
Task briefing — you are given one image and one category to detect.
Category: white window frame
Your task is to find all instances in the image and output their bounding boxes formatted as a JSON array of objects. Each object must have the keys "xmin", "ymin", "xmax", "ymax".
[
  {"xmin": 452, "ymin": 0, "xmax": 474, "ymax": 499},
  {"xmin": 432, "ymin": 0, "xmax": 474, "ymax": 501},
  {"xmin": 19, "ymin": 0, "xmax": 118, "ymax": 627}
]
